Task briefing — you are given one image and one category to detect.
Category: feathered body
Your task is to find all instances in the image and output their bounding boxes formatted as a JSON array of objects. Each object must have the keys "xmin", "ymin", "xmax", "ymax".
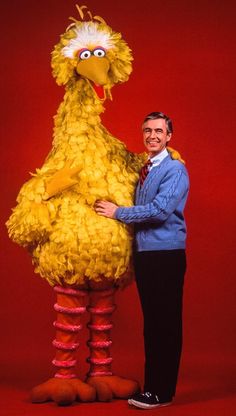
[{"xmin": 7, "ymin": 21, "xmax": 144, "ymax": 287}]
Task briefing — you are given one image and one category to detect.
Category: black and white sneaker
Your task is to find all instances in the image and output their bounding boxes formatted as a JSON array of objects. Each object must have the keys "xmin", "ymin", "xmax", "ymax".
[{"xmin": 128, "ymin": 392, "xmax": 172, "ymax": 409}]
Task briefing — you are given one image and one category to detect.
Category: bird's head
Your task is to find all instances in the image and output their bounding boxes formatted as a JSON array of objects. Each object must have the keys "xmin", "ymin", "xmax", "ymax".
[{"xmin": 51, "ymin": 5, "xmax": 133, "ymax": 100}]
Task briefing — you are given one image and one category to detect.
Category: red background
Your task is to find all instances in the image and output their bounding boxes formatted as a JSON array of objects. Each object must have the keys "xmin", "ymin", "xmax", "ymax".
[{"xmin": 1, "ymin": 0, "xmax": 236, "ymax": 412}]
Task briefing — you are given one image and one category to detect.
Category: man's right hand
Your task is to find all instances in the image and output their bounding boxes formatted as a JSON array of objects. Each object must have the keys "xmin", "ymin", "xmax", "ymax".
[{"xmin": 94, "ymin": 200, "xmax": 118, "ymax": 219}]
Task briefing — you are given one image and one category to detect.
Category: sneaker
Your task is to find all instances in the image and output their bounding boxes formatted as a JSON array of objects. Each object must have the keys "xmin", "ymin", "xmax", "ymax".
[{"xmin": 128, "ymin": 392, "xmax": 172, "ymax": 409}]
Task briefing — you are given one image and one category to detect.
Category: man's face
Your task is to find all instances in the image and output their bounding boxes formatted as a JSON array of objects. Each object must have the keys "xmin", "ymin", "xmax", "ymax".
[{"xmin": 142, "ymin": 118, "xmax": 171, "ymax": 157}]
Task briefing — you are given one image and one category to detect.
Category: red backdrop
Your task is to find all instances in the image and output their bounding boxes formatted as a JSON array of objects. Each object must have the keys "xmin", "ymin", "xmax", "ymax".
[{"xmin": 1, "ymin": 0, "xmax": 236, "ymax": 394}]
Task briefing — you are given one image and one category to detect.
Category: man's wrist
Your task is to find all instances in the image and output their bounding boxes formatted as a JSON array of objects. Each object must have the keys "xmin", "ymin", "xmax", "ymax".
[{"xmin": 114, "ymin": 207, "xmax": 120, "ymax": 219}]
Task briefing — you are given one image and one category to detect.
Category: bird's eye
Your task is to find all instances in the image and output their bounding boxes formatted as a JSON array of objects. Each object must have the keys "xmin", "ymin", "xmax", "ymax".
[
  {"xmin": 79, "ymin": 49, "xmax": 91, "ymax": 60},
  {"xmin": 93, "ymin": 48, "xmax": 106, "ymax": 58}
]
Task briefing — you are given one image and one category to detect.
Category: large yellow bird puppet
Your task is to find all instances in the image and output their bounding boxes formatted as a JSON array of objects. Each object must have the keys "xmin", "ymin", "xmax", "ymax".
[{"xmin": 7, "ymin": 5, "xmax": 181, "ymax": 406}]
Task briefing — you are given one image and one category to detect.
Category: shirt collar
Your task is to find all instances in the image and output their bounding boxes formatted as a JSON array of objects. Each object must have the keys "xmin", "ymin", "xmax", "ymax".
[{"xmin": 149, "ymin": 148, "xmax": 169, "ymax": 166}]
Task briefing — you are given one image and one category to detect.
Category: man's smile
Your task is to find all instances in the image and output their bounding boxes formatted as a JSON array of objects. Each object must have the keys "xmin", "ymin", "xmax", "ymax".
[{"xmin": 146, "ymin": 140, "xmax": 161, "ymax": 144}]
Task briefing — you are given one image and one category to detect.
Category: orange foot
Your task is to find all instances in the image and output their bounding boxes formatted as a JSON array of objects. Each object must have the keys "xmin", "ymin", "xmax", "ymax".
[
  {"xmin": 86, "ymin": 375, "xmax": 140, "ymax": 402},
  {"xmin": 30, "ymin": 378, "xmax": 96, "ymax": 406}
]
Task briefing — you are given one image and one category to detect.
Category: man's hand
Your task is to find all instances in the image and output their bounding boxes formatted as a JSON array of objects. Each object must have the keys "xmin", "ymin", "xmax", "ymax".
[{"xmin": 94, "ymin": 200, "xmax": 118, "ymax": 219}]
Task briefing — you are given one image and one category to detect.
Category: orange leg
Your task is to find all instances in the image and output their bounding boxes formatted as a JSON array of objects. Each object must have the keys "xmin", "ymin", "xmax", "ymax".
[
  {"xmin": 30, "ymin": 286, "xmax": 96, "ymax": 406},
  {"xmin": 86, "ymin": 288, "xmax": 140, "ymax": 401}
]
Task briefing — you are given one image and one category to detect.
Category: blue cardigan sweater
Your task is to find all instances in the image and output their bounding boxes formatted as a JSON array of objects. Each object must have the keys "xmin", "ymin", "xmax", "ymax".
[{"xmin": 115, "ymin": 154, "xmax": 189, "ymax": 251}]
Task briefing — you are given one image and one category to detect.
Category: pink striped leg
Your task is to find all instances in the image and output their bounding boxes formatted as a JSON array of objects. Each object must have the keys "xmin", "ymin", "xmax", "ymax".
[
  {"xmin": 30, "ymin": 286, "xmax": 96, "ymax": 405},
  {"xmin": 52, "ymin": 285, "xmax": 87, "ymax": 378},
  {"xmin": 86, "ymin": 288, "xmax": 140, "ymax": 401},
  {"xmin": 87, "ymin": 288, "xmax": 116, "ymax": 378}
]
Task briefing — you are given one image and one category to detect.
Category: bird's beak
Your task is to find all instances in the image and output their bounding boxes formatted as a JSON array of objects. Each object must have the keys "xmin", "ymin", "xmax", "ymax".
[{"xmin": 76, "ymin": 56, "xmax": 110, "ymax": 87}]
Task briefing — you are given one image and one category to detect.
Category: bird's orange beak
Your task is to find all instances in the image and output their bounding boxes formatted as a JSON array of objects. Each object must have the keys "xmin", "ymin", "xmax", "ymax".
[{"xmin": 76, "ymin": 56, "xmax": 110, "ymax": 99}]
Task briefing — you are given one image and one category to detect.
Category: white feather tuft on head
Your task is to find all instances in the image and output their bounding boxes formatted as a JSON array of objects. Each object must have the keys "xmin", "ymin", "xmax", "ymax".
[{"xmin": 62, "ymin": 22, "xmax": 114, "ymax": 58}]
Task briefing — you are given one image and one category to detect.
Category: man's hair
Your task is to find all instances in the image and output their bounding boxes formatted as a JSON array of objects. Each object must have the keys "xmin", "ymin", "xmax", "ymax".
[{"xmin": 143, "ymin": 112, "xmax": 173, "ymax": 134}]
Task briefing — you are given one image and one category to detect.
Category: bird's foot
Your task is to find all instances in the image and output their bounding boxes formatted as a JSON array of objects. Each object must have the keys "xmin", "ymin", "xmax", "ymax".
[
  {"xmin": 86, "ymin": 375, "xmax": 140, "ymax": 402},
  {"xmin": 30, "ymin": 377, "xmax": 96, "ymax": 406}
]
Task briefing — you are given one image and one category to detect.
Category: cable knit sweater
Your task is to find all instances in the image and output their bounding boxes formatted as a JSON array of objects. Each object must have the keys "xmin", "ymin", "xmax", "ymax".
[{"xmin": 115, "ymin": 154, "xmax": 189, "ymax": 251}]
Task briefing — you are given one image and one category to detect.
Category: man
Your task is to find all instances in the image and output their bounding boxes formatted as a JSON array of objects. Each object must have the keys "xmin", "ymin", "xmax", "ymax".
[{"xmin": 95, "ymin": 112, "xmax": 189, "ymax": 409}]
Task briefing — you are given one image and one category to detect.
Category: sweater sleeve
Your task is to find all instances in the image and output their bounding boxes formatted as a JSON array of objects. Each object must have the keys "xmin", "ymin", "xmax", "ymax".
[{"xmin": 115, "ymin": 168, "xmax": 189, "ymax": 224}]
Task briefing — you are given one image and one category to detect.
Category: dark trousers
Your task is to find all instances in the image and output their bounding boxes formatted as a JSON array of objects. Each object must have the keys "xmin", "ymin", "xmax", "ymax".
[{"xmin": 134, "ymin": 249, "xmax": 186, "ymax": 399}]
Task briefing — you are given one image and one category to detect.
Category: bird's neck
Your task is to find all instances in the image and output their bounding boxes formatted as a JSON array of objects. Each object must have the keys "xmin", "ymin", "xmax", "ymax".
[
  {"xmin": 52, "ymin": 78, "xmax": 106, "ymax": 147},
  {"xmin": 57, "ymin": 78, "xmax": 105, "ymax": 120}
]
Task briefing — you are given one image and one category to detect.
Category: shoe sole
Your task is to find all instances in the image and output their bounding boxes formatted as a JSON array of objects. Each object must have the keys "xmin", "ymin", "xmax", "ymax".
[{"xmin": 128, "ymin": 399, "xmax": 172, "ymax": 409}]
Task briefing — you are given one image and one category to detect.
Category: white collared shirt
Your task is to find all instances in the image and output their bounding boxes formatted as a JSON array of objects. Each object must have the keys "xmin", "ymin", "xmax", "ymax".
[{"xmin": 149, "ymin": 148, "xmax": 169, "ymax": 171}]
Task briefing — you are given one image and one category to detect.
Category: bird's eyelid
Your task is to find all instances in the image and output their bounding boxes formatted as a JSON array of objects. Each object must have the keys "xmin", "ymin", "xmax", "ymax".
[
  {"xmin": 93, "ymin": 46, "xmax": 107, "ymax": 51},
  {"xmin": 77, "ymin": 47, "xmax": 90, "ymax": 54}
]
